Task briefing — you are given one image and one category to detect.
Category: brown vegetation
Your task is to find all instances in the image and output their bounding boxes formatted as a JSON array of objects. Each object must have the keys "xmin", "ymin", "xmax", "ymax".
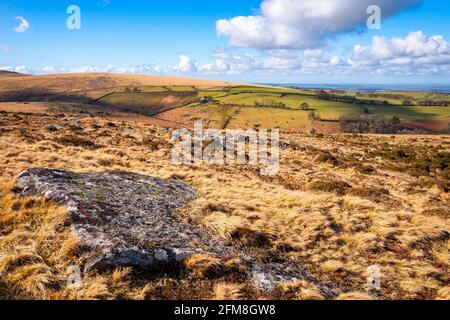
[{"xmin": 0, "ymin": 107, "xmax": 449, "ymax": 300}]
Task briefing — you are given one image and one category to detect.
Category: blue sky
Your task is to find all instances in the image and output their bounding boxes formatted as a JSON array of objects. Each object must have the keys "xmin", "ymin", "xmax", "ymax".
[{"xmin": 1, "ymin": 0, "xmax": 450, "ymax": 83}]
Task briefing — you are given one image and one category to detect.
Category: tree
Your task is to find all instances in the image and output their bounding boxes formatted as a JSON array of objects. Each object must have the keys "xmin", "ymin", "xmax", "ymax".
[
  {"xmin": 316, "ymin": 91, "xmax": 332, "ymax": 100},
  {"xmin": 300, "ymin": 102, "xmax": 310, "ymax": 110},
  {"xmin": 391, "ymin": 116, "xmax": 400, "ymax": 124},
  {"xmin": 308, "ymin": 111, "xmax": 321, "ymax": 121},
  {"xmin": 361, "ymin": 105, "xmax": 370, "ymax": 114},
  {"xmin": 402, "ymin": 99, "xmax": 414, "ymax": 106}
]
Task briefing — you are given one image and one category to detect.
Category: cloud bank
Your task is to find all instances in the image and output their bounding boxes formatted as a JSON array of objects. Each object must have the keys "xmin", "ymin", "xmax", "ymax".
[{"xmin": 3, "ymin": 30, "xmax": 450, "ymax": 78}]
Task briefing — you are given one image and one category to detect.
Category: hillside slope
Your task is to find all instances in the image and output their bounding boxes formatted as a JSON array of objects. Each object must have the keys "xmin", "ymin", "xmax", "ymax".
[
  {"xmin": 0, "ymin": 73, "xmax": 239, "ymax": 93},
  {"xmin": 0, "ymin": 70, "xmax": 25, "ymax": 76}
]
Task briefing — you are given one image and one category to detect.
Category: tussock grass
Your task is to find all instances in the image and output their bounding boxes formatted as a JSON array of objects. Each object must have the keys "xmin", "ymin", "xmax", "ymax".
[
  {"xmin": 336, "ymin": 292, "xmax": 375, "ymax": 300},
  {"xmin": 184, "ymin": 254, "xmax": 247, "ymax": 280},
  {"xmin": 229, "ymin": 227, "xmax": 275, "ymax": 248},
  {"xmin": 213, "ymin": 283, "xmax": 245, "ymax": 300},
  {"xmin": 307, "ymin": 180, "xmax": 352, "ymax": 195},
  {"xmin": 0, "ymin": 184, "xmax": 68, "ymax": 298},
  {"xmin": 278, "ymin": 281, "xmax": 325, "ymax": 300},
  {"xmin": 54, "ymin": 135, "xmax": 98, "ymax": 149}
]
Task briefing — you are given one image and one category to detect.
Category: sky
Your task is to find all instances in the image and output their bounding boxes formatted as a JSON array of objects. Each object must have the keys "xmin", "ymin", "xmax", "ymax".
[{"xmin": 1, "ymin": 0, "xmax": 450, "ymax": 84}]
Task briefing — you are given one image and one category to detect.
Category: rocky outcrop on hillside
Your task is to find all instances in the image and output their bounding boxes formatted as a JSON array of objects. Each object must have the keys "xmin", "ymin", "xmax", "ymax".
[
  {"xmin": 15, "ymin": 168, "xmax": 337, "ymax": 297},
  {"xmin": 15, "ymin": 168, "xmax": 226, "ymax": 273}
]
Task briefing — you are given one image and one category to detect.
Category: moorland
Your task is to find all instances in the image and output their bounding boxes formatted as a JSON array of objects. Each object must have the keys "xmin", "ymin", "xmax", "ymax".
[{"xmin": 0, "ymin": 71, "xmax": 448, "ymax": 300}]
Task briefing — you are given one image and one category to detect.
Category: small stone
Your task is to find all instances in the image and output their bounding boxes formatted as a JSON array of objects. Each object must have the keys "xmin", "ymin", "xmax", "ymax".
[
  {"xmin": 71, "ymin": 120, "xmax": 82, "ymax": 127},
  {"xmin": 154, "ymin": 249, "xmax": 169, "ymax": 262},
  {"xmin": 45, "ymin": 124, "xmax": 63, "ymax": 132}
]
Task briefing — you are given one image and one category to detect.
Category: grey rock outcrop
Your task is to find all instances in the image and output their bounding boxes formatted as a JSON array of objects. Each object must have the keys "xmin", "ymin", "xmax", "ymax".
[
  {"xmin": 15, "ymin": 168, "xmax": 222, "ymax": 273},
  {"xmin": 15, "ymin": 168, "xmax": 338, "ymax": 297}
]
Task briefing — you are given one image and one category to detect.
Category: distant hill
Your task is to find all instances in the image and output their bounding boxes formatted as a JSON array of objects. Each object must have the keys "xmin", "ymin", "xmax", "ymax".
[
  {"xmin": 0, "ymin": 72, "xmax": 239, "ymax": 93},
  {"xmin": 0, "ymin": 70, "xmax": 25, "ymax": 76}
]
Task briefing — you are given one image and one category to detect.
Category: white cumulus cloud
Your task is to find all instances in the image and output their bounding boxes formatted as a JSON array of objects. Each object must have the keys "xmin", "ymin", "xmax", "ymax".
[
  {"xmin": 216, "ymin": 0, "xmax": 421, "ymax": 50},
  {"xmin": 350, "ymin": 31, "xmax": 450, "ymax": 71},
  {"xmin": 173, "ymin": 55, "xmax": 197, "ymax": 73},
  {"xmin": 13, "ymin": 16, "xmax": 30, "ymax": 33}
]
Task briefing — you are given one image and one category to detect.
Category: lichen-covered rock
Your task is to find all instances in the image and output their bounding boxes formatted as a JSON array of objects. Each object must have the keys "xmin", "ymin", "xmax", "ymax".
[
  {"xmin": 15, "ymin": 168, "xmax": 338, "ymax": 297},
  {"xmin": 15, "ymin": 168, "xmax": 224, "ymax": 273}
]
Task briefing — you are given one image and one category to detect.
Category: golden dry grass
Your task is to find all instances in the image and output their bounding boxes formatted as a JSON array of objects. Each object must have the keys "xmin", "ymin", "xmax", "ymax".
[
  {"xmin": 0, "ymin": 73, "xmax": 240, "ymax": 94},
  {"xmin": 213, "ymin": 283, "xmax": 245, "ymax": 300},
  {"xmin": 278, "ymin": 281, "xmax": 325, "ymax": 300},
  {"xmin": 0, "ymin": 108, "xmax": 448, "ymax": 300}
]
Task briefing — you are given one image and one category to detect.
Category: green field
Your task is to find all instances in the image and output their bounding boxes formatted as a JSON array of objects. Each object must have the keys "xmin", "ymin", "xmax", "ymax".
[
  {"xmin": 93, "ymin": 85, "xmax": 449, "ymax": 132},
  {"xmin": 101, "ymin": 92, "xmax": 168, "ymax": 106},
  {"xmin": 206, "ymin": 89, "xmax": 449, "ymax": 121},
  {"xmin": 365, "ymin": 105, "xmax": 450, "ymax": 120},
  {"xmin": 98, "ymin": 91, "xmax": 197, "ymax": 115},
  {"xmin": 227, "ymin": 106, "xmax": 310, "ymax": 130}
]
